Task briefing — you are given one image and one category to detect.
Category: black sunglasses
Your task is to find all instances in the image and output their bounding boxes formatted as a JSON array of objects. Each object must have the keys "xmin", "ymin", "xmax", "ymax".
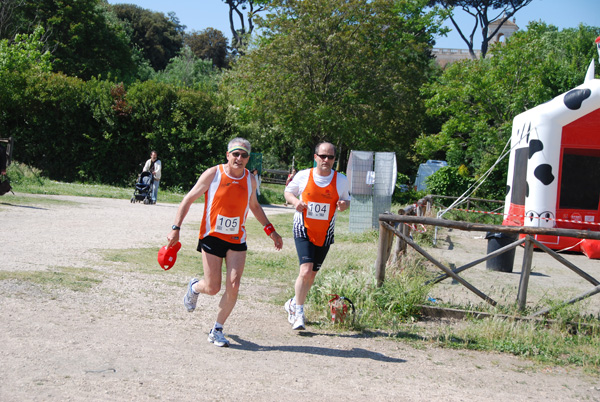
[
  {"xmin": 231, "ymin": 151, "xmax": 249, "ymax": 159},
  {"xmin": 317, "ymin": 154, "xmax": 335, "ymax": 160}
]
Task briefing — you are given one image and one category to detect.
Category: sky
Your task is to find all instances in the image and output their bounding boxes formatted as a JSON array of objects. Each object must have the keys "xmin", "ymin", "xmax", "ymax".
[{"xmin": 107, "ymin": 0, "xmax": 600, "ymax": 50}]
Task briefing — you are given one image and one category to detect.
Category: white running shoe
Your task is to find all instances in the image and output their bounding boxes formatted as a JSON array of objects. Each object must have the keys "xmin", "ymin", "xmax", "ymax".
[
  {"xmin": 292, "ymin": 313, "xmax": 305, "ymax": 331},
  {"xmin": 208, "ymin": 328, "xmax": 230, "ymax": 347},
  {"xmin": 183, "ymin": 278, "xmax": 199, "ymax": 312},
  {"xmin": 284, "ymin": 298, "xmax": 295, "ymax": 324}
]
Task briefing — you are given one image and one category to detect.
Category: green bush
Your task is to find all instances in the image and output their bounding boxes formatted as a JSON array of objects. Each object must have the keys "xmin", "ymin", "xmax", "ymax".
[
  {"xmin": 0, "ymin": 70, "xmax": 232, "ymax": 190},
  {"xmin": 425, "ymin": 166, "xmax": 475, "ymax": 197}
]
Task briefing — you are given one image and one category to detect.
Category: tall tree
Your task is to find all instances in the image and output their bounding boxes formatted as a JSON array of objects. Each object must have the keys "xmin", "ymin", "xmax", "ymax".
[
  {"xmin": 111, "ymin": 3, "xmax": 185, "ymax": 71},
  {"xmin": 224, "ymin": 0, "xmax": 444, "ymax": 170},
  {"xmin": 222, "ymin": 0, "xmax": 267, "ymax": 54},
  {"xmin": 429, "ymin": 0, "xmax": 533, "ymax": 59},
  {"xmin": 14, "ymin": 0, "xmax": 137, "ymax": 80},
  {"xmin": 0, "ymin": 0, "xmax": 25, "ymax": 40},
  {"xmin": 185, "ymin": 28, "xmax": 229, "ymax": 69}
]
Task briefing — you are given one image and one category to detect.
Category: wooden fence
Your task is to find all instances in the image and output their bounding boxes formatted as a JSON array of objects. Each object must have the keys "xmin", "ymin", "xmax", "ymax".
[
  {"xmin": 261, "ymin": 169, "xmax": 288, "ymax": 185},
  {"xmin": 0, "ymin": 136, "xmax": 14, "ymax": 166},
  {"xmin": 375, "ymin": 204, "xmax": 600, "ymax": 317}
]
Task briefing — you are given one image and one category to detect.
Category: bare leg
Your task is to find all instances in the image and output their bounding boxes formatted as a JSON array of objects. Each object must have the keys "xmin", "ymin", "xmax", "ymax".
[
  {"xmin": 215, "ymin": 250, "xmax": 246, "ymax": 325},
  {"xmin": 294, "ymin": 262, "xmax": 318, "ymax": 306},
  {"xmin": 193, "ymin": 251, "xmax": 224, "ymax": 296}
]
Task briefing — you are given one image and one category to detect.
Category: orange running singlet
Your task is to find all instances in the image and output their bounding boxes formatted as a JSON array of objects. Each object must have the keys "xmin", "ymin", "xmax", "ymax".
[
  {"xmin": 301, "ymin": 169, "xmax": 339, "ymax": 247},
  {"xmin": 199, "ymin": 164, "xmax": 252, "ymax": 244}
]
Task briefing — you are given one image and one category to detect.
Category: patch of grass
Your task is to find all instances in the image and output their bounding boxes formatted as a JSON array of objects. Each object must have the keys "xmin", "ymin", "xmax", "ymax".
[
  {"xmin": 307, "ymin": 257, "xmax": 435, "ymax": 331},
  {"xmin": 6, "ymin": 162, "xmax": 187, "ymax": 203},
  {"xmin": 0, "ymin": 193, "xmax": 81, "ymax": 208},
  {"xmin": 244, "ymin": 213, "xmax": 297, "ymax": 283},
  {"xmin": 101, "ymin": 246, "xmax": 203, "ymax": 276},
  {"xmin": 425, "ymin": 316, "xmax": 600, "ymax": 373},
  {"xmin": 245, "ymin": 252, "xmax": 298, "ymax": 282},
  {"xmin": 259, "ymin": 182, "xmax": 287, "ymax": 205},
  {"xmin": 0, "ymin": 267, "xmax": 102, "ymax": 292}
]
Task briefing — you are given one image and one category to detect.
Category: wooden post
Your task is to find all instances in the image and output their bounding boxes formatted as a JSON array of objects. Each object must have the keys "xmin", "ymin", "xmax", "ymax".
[
  {"xmin": 517, "ymin": 236, "xmax": 534, "ymax": 311},
  {"xmin": 391, "ymin": 222, "xmax": 404, "ymax": 266},
  {"xmin": 402, "ymin": 223, "xmax": 410, "ymax": 253},
  {"xmin": 375, "ymin": 220, "xmax": 394, "ymax": 287}
]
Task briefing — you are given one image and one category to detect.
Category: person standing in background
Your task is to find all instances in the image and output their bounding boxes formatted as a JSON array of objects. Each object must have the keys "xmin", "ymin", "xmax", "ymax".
[{"xmin": 143, "ymin": 150, "xmax": 161, "ymax": 204}]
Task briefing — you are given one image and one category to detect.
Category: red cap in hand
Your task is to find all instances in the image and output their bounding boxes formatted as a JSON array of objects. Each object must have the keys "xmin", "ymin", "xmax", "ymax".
[{"xmin": 157, "ymin": 242, "xmax": 181, "ymax": 270}]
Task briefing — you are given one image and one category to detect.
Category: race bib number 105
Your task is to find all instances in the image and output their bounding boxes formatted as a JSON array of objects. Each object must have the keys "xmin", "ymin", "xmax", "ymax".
[
  {"xmin": 216, "ymin": 214, "xmax": 240, "ymax": 234},
  {"xmin": 306, "ymin": 202, "xmax": 329, "ymax": 221}
]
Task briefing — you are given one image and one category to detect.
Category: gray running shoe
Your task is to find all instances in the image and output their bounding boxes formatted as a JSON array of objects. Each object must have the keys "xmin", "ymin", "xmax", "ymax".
[
  {"xmin": 208, "ymin": 328, "xmax": 230, "ymax": 347},
  {"xmin": 183, "ymin": 278, "xmax": 199, "ymax": 312},
  {"xmin": 284, "ymin": 298, "xmax": 295, "ymax": 324},
  {"xmin": 292, "ymin": 313, "xmax": 305, "ymax": 330}
]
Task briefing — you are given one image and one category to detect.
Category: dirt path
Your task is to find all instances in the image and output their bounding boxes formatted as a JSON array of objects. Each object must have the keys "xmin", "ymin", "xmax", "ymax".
[{"xmin": 1, "ymin": 195, "xmax": 599, "ymax": 401}]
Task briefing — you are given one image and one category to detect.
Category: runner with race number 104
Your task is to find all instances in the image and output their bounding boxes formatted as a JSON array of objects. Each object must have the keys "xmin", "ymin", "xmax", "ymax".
[{"xmin": 283, "ymin": 142, "xmax": 350, "ymax": 331}]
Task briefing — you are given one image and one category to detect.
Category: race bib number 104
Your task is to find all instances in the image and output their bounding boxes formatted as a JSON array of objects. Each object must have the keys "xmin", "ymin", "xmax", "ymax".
[
  {"xmin": 306, "ymin": 202, "xmax": 329, "ymax": 221},
  {"xmin": 216, "ymin": 214, "xmax": 240, "ymax": 234}
]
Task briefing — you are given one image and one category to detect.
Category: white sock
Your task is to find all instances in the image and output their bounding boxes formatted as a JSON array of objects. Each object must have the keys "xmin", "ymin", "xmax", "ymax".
[
  {"xmin": 213, "ymin": 322, "xmax": 224, "ymax": 331},
  {"xmin": 296, "ymin": 304, "xmax": 304, "ymax": 316}
]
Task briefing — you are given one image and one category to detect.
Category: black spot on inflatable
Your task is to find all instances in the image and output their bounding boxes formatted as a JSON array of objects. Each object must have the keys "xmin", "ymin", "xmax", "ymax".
[
  {"xmin": 541, "ymin": 211, "xmax": 554, "ymax": 223},
  {"xmin": 534, "ymin": 164, "xmax": 555, "ymax": 185},
  {"xmin": 526, "ymin": 211, "xmax": 537, "ymax": 223},
  {"xmin": 564, "ymin": 89, "xmax": 591, "ymax": 110},
  {"xmin": 528, "ymin": 139, "xmax": 543, "ymax": 159},
  {"xmin": 506, "ymin": 185, "xmax": 510, "ymax": 195},
  {"xmin": 526, "ymin": 181, "xmax": 529, "ymax": 198}
]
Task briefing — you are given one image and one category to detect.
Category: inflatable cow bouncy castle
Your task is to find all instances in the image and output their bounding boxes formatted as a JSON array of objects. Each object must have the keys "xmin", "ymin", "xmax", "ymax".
[{"xmin": 503, "ymin": 36, "xmax": 600, "ymax": 258}]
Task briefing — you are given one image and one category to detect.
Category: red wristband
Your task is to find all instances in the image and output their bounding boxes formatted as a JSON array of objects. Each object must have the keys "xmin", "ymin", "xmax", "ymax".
[{"xmin": 264, "ymin": 223, "xmax": 275, "ymax": 236}]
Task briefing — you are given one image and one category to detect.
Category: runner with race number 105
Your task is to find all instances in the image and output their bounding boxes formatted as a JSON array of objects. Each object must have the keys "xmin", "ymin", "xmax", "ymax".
[{"xmin": 166, "ymin": 137, "xmax": 283, "ymax": 347}]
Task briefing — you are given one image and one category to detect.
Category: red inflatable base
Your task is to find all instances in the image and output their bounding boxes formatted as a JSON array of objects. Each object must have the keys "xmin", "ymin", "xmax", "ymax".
[
  {"xmin": 580, "ymin": 239, "xmax": 600, "ymax": 259},
  {"xmin": 523, "ymin": 234, "xmax": 600, "ymax": 259}
]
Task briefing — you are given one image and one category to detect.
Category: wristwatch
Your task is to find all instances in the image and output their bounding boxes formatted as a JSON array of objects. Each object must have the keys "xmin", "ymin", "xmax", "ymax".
[{"xmin": 172, "ymin": 225, "xmax": 181, "ymax": 230}]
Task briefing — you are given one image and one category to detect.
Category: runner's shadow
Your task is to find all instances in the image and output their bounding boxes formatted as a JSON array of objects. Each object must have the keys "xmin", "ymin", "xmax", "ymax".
[
  {"xmin": 0, "ymin": 202, "xmax": 48, "ymax": 210},
  {"xmin": 511, "ymin": 271, "xmax": 550, "ymax": 277},
  {"xmin": 227, "ymin": 335, "xmax": 406, "ymax": 363}
]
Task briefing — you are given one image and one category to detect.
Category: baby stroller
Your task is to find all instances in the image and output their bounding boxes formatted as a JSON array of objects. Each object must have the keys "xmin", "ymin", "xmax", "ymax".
[{"xmin": 131, "ymin": 171, "xmax": 154, "ymax": 204}]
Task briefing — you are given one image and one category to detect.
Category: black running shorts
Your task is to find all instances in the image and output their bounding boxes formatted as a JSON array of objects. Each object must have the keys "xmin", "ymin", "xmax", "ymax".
[
  {"xmin": 294, "ymin": 236, "xmax": 331, "ymax": 271},
  {"xmin": 197, "ymin": 235, "xmax": 247, "ymax": 258}
]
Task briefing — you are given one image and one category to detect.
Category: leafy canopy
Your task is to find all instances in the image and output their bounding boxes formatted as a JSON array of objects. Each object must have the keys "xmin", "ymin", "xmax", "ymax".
[
  {"xmin": 417, "ymin": 22, "xmax": 600, "ymax": 199},
  {"xmin": 185, "ymin": 28, "xmax": 229, "ymax": 69},
  {"xmin": 224, "ymin": 0, "xmax": 445, "ymax": 169},
  {"xmin": 16, "ymin": 0, "xmax": 137, "ymax": 80},
  {"xmin": 111, "ymin": 3, "xmax": 185, "ymax": 71},
  {"xmin": 0, "ymin": 26, "xmax": 52, "ymax": 72}
]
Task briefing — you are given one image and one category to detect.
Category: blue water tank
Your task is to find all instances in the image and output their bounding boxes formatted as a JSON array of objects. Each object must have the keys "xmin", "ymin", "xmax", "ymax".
[{"xmin": 414, "ymin": 160, "xmax": 447, "ymax": 191}]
